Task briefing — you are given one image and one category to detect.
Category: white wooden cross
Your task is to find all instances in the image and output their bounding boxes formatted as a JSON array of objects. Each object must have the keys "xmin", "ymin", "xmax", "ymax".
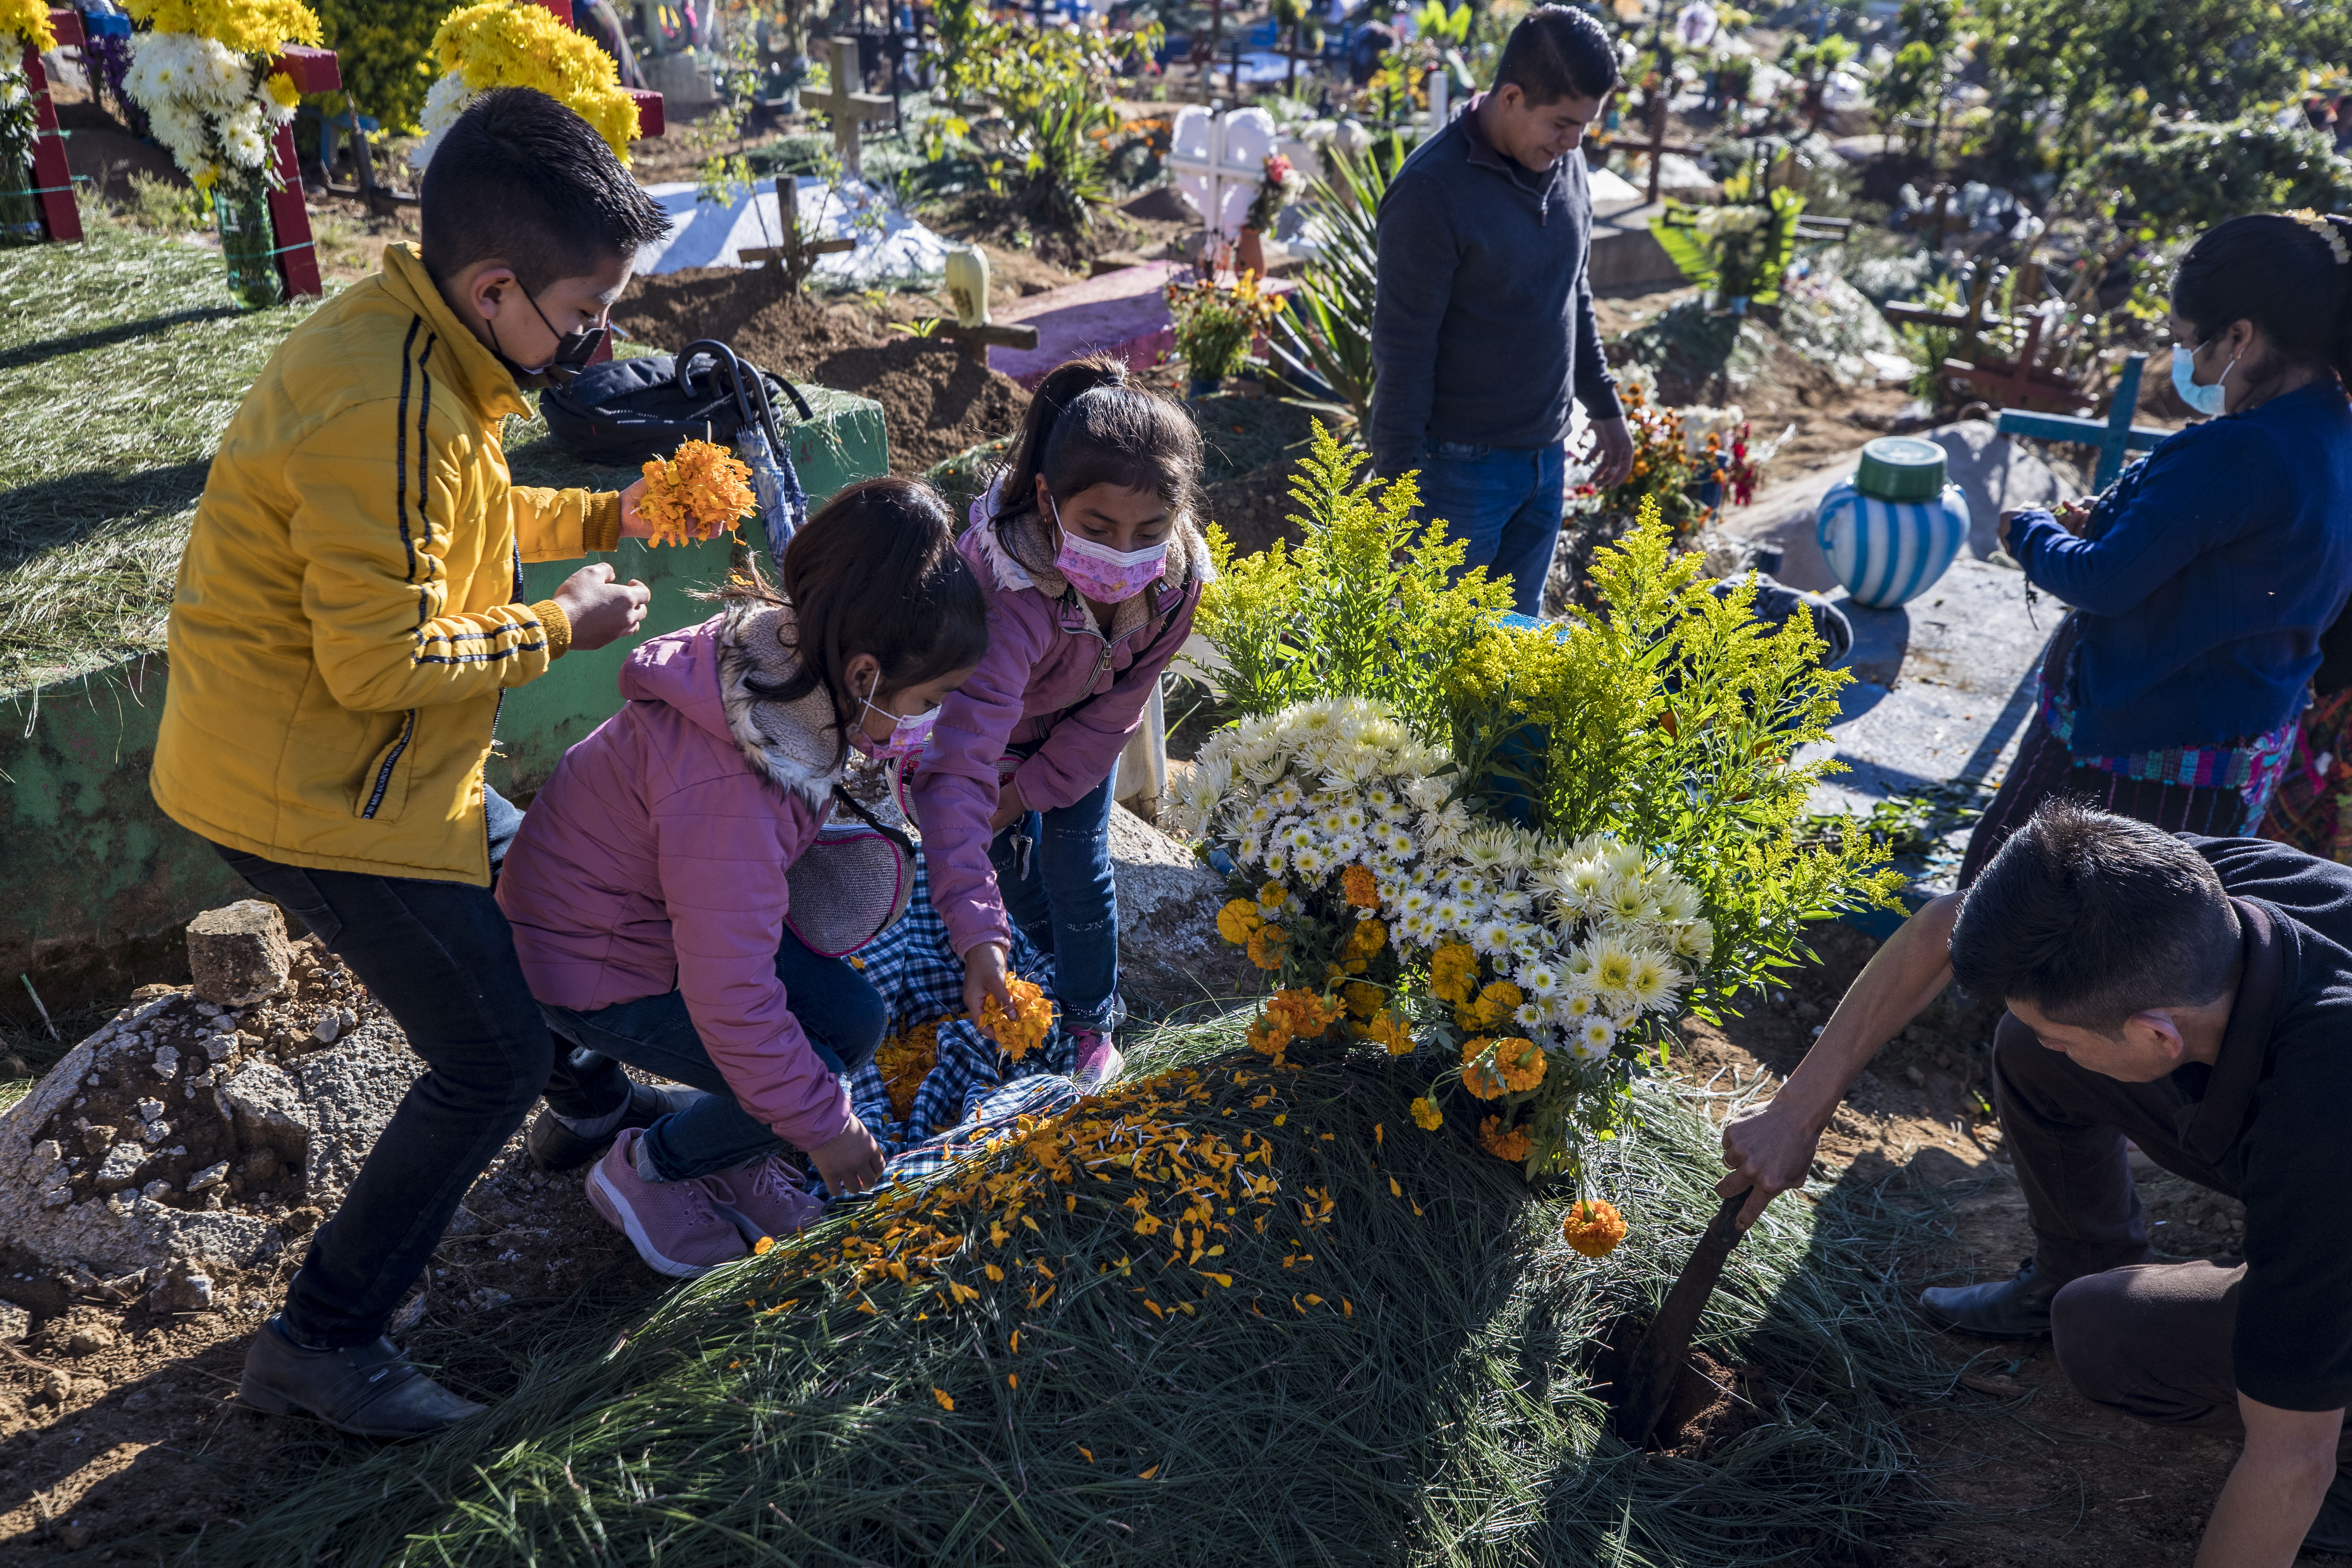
[
  {"xmin": 1167, "ymin": 105, "xmax": 1279, "ymax": 245},
  {"xmin": 817, "ymin": 36, "xmax": 896, "ymax": 177}
]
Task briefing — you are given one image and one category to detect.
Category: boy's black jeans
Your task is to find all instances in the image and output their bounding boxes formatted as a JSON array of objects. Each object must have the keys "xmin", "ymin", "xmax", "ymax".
[{"xmin": 211, "ymin": 789, "xmax": 588, "ymax": 1348}]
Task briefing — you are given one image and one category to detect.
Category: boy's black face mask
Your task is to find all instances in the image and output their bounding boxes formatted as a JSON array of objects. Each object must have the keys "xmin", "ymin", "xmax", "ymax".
[{"xmin": 487, "ymin": 285, "xmax": 606, "ymax": 388}]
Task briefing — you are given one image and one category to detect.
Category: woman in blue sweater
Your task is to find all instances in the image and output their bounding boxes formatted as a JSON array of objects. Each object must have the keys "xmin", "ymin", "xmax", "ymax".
[{"xmin": 1961, "ymin": 210, "xmax": 2352, "ymax": 883}]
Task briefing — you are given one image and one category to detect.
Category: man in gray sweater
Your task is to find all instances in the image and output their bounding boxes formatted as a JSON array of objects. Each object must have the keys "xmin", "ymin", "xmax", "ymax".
[{"xmin": 1370, "ymin": 5, "xmax": 1634, "ymax": 616}]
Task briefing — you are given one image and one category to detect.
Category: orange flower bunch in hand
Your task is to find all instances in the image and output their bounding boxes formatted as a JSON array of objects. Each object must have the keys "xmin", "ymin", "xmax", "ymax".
[
  {"xmin": 978, "ymin": 978, "xmax": 1056, "ymax": 1062},
  {"xmin": 637, "ymin": 439, "xmax": 756, "ymax": 546},
  {"xmin": 1562, "ymin": 1198, "xmax": 1627, "ymax": 1258}
]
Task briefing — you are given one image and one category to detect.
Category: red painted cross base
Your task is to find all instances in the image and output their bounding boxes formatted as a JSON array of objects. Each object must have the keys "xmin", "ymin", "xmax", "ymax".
[
  {"xmin": 21, "ymin": 7, "xmax": 86, "ymax": 242},
  {"xmin": 264, "ymin": 44, "xmax": 341, "ymax": 299}
]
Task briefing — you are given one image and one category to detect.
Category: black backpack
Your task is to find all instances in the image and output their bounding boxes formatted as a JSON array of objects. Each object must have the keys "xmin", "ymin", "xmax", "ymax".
[{"xmin": 539, "ymin": 338, "xmax": 815, "ymax": 466}]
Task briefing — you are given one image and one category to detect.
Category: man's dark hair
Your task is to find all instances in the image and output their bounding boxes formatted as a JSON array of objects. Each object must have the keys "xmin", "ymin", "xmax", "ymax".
[
  {"xmin": 419, "ymin": 87, "xmax": 671, "ymax": 292},
  {"xmin": 1949, "ymin": 801, "xmax": 2241, "ymax": 1035},
  {"xmin": 1493, "ymin": 5, "xmax": 1622, "ymax": 105}
]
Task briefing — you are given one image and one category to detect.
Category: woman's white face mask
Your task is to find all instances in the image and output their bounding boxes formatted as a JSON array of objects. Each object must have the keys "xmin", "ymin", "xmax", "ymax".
[{"xmin": 2171, "ymin": 340, "xmax": 2239, "ymax": 417}]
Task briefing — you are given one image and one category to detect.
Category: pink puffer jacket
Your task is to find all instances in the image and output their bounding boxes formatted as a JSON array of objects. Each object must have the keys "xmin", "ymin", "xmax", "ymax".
[
  {"xmin": 496, "ymin": 600, "xmax": 856, "ymax": 1153},
  {"xmin": 910, "ymin": 504, "xmax": 1210, "ymax": 958}
]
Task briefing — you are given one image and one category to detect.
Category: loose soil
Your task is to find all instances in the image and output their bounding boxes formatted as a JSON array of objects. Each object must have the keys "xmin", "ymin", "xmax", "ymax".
[{"xmin": 612, "ymin": 268, "xmax": 1033, "ymax": 475}]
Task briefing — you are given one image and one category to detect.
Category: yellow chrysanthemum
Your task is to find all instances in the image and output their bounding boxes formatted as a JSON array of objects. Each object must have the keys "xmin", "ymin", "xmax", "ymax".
[
  {"xmin": 2, "ymin": 0, "xmax": 59, "ymax": 51},
  {"xmin": 1409, "ymin": 1094, "xmax": 1443, "ymax": 1131},
  {"xmin": 1245, "ymin": 923, "xmax": 1288, "ymax": 971},
  {"xmin": 1477, "ymin": 1115, "xmax": 1532, "ymax": 1163},
  {"xmin": 1340, "ymin": 863, "xmax": 1380, "ymax": 909},
  {"xmin": 1216, "ymin": 898, "xmax": 1262, "ymax": 946},
  {"xmin": 1563, "ymin": 1198, "xmax": 1628, "ymax": 1258},
  {"xmin": 977, "ymin": 978, "xmax": 1055, "ymax": 1062},
  {"xmin": 427, "ymin": 0, "xmax": 641, "ymax": 158},
  {"xmin": 639, "ymin": 439, "xmax": 757, "ymax": 546},
  {"xmin": 264, "ymin": 71, "xmax": 300, "ymax": 110},
  {"xmin": 127, "ymin": 0, "xmax": 320, "ymax": 54}
]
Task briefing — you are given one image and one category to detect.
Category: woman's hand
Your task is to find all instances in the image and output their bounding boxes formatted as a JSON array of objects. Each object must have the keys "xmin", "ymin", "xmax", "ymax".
[
  {"xmin": 810, "ymin": 1112, "xmax": 885, "ymax": 1196},
  {"xmin": 2053, "ymin": 499, "xmax": 2093, "ymax": 537},
  {"xmin": 962, "ymin": 941, "xmax": 1015, "ymax": 1022},
  {"xmin": 989, "ymin": 780, "xmax": 1028, "ymax": 835}
]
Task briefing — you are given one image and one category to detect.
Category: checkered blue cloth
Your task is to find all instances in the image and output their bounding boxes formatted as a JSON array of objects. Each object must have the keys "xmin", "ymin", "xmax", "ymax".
[{"xmin": 835, "ymin": 855, "xmax": 1075, "ymax": 1173}]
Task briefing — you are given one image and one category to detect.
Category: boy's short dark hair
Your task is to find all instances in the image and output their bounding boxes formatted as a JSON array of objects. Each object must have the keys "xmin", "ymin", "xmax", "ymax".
[
  {"xmin": 419, "ymin": 87, "xmax": 672, "ymax": 293},
  {"xmin": 1949, "ymin": 801, "xmax": 2242, "ymax": 1035},
  {"xmin": 1494, "ymin": 6, "xmax": 1622, "ymax": 105}
]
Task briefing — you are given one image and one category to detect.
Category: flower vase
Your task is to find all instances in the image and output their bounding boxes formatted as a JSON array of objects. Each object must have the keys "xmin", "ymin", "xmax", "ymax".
[
  {"xmin": 1235, "ymin": 226, "xmax": 1265, "ymax": 279},
  {"xmin": 212, "ymin": 175, "xmax": 284, "ymax": 311},
  {"xmin": 0, "ymin": 123, "xmax": 39, "ymax": 248},
  {"xmin": 1815, "ymin": 436, "xmax": 1971, "ymax": 608}
]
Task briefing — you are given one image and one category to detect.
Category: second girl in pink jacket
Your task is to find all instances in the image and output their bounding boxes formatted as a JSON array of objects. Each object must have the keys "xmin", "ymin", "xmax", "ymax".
[{"xmin": 910, "ymin": 356, "xmax": 1211, "ymax": 1085}]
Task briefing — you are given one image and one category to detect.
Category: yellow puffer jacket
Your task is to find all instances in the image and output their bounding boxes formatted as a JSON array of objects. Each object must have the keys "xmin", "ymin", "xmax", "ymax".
[{"xmin": 151, "ymin": 243, "xmax": 622, "ymax": 887}]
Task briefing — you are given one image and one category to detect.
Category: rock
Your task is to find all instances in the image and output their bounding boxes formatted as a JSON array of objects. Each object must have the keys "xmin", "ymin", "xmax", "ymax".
[
  {"xmin": 1904, "ymin": 1145, "xmax": 1981, "ymax": 1190},
  {"xmin": 187, "ymin": 1161, "xmax": 230, "ymax": 1192},
  {"xmin": 151, "ymin": 1045, "xmax": 180, "ymax": 1079},
  {"xmin": 297, "ymin": 1026, "xmax": 424, "ymax": 1203},
  {"xmin": 31, "ymin": 1369, "xmax": 69, "ymax": 1405},
  {"xmin": 1924, "ymin": 420, "xmax": 2079, "ymax": 563},
  {"xmin": 147, "ymin": 1260, "xmax": 217, "ymax": 1314},
  {"xmin": 67, "ymin": 1325, "xmax": 114, "ymax": 1355},
  {"xmin": 93, "ymin": 1143, "xmax": 147, "ymax": 1192},
  {"xmin": 222, "ymin": 1060, "xmax": 309, "ymax": 1160},
  {"xmin": 312, "ymin": 1010, "xmax": 343, "ymax": 1045},
  {"xmin": 0, "ymin": 1303, "xmax": 28, "ymax": 1342},
  {"xmin": 1107, "ymin": 804, "xmax": 1256, "ymax": 1008},
  {"xmin": 186, "ymin": 900, "xmax": 294, "ymax": 1007}
]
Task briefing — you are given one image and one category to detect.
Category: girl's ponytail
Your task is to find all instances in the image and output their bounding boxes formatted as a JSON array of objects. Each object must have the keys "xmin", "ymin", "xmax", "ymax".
[{"xmin": 992, "ymin": 355, "xmax": 1134, "ymax": 529}]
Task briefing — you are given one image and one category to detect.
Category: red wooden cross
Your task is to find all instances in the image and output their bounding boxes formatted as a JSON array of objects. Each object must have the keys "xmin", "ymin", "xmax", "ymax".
[
  {"xmin": 264, "ymin": 43, "xmax": 340, "ymax": 298},
  {"xmin": 21, "ymin": 8, "xmax": 85, "ymax": 242}
]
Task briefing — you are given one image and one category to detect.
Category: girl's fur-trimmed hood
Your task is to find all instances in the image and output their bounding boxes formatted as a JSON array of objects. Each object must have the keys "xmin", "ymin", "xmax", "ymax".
[{"xmin": 712, "ymin": 597, "xmax": 849, "ymax": 809}]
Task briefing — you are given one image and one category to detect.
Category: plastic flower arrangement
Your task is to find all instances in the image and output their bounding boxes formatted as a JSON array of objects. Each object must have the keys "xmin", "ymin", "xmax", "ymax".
[
  {"xmin": 638, "ymin": 439, "xmax": 758, "ymax": 546},
  {"xmin": 119, "ymin": 0, "xmax": 318, "ymax": 193},
  {"xmin": 1243, "ymin": 151, "xmax": 1305, "ymax": 235},
  {"xmin": 978, "ymin": 979, "xmax": 1057, "ymax": 1063},
  {"xmin": 1571, "ymin": 382, "xmax": 1705, "ymax": 536},
  {"xmin": 1166, "ymin": 270, "xmax": 1286, "ymax": 389},
  {"xmin": 411, "ymin": 0, "xmax": 641, "ymax": 172}
]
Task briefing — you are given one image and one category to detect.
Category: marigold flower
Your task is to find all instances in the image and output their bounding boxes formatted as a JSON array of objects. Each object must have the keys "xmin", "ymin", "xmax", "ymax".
[
  {"xmin": 1429, "ymin": 943, "xmax": 1479, "ymax": 1005},
  {"xmin": 1246, "ymin": 1014, "xmax": 1292, "ymax": 1057},
  {"xmin": 1494, "ymin": 1036, "xmax": 1547, "ymax": 1093},
  {"xmin": 1562, "ymin": 1198, "xmax": 1628, "ymax": 1258},
  {"xmin": 1341, "ymin": 864, "xmax": 1380, "ymax": 909},
  {"xmin": 1477, "ymin": 1115, "xmax": 1532, "ymax": 1163},
  {"xmin": 1410, "ymin": 1094, "xmax": 1443, "ymax": 1130},
  {"xmin": 638, "ymin": 438, "xmax": 757, "ymax": 546},
  {"xmin": 1342, "ymin": 980, "xmax": 1384, "ymax": 1021},
  {"xmin": 1216, "ymin": 898, "xmax": 1263, "ymax": 946},
  {"xmin": 1265, "ymin": 987, "xmax": 1342, "ymax": 1041},
  {"xmin": 1472, "ymin": 980, "xmax": 1525, "ymax": 1030},
  {"xmin": 1246, "ymin": 923, "xmax": 1289, "ymax": 971},
  {"xmin": 1353, "ymin": 1008, "xmax": 1413, "ymax": 1055},
  {"xmin": 1461, "ymin": 1050, "xmax": 1507, "ymax": 1100},
  {"xmin": 977, "ymin": 978, "xmax": 1056, "ymax": 1061},
  {"xmin": 1341, "ymin": 917, "xmax": 1387, "ymax": 968}
]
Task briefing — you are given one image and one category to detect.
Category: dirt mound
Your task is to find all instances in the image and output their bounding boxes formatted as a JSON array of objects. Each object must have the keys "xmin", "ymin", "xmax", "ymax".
[{"xmin": 613, "ymin": 270, "xmax": 1032, "ymax": 475}]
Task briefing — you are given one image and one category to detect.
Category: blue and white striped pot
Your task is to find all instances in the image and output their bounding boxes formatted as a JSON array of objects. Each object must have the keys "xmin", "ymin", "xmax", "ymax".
[{"xmin": 1814, "ymin": 477, "xmax": 1971, "ymax": 609}]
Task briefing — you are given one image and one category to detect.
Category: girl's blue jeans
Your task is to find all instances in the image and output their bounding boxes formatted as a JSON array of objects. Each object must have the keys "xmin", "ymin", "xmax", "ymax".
[
  {"xmin": 989, "ymin": 763, "xmax": 1120, "ymax": 1032},
  {"xmin": 538, "ymin": 928, "xmax": 886, "ymax": 1182}
]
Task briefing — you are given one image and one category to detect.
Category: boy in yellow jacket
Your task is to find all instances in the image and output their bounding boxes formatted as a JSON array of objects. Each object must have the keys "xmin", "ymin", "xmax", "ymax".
[{"xmin": 151, "ymin": 89, "xmax": 679, "ymax": 1438}]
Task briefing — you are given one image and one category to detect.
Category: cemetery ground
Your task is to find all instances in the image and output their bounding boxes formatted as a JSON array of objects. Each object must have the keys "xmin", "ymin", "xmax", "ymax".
[{"xmin": 0, "ymin": 71, "xmax": 2285, "ymax": 1568}]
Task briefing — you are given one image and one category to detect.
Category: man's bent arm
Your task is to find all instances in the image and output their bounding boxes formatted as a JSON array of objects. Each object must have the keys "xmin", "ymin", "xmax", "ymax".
[
  {"xmin": 2196, "ymin": 1395, "xmax": 2341, "ymax": 1568},
  {"xmin": 1719, "ymin": 893, "xmax": 1962, "ymax": 1225}
]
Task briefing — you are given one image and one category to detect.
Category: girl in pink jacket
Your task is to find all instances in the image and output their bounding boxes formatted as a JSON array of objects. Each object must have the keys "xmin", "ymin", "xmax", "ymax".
[
  {"xmin": 910, "ymin": 356, "xmax": 1212, "ymax": 1087},
  {"xmin": 497, "ymin": 480, "xmax": 988, "ymax": 1279}
]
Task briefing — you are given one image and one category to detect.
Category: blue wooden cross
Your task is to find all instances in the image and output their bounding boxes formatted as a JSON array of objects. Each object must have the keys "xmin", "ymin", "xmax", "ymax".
[{"xmin": 1993, "ymin": 351, "xmax": 2173, "ymax": 490}]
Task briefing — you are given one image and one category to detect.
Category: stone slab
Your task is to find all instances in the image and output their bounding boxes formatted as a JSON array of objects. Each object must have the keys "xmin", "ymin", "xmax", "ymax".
[
  {"xmin": 635, "ymin": 177, "xmax": 949, "ymax": 288},
  {"xmin": 1589, "ymin": 202, "xmax": 1689, "ymax": 292},
  {"xmin": 989, "ymin": 262, "xmax": 1185, "ymax": 389}
]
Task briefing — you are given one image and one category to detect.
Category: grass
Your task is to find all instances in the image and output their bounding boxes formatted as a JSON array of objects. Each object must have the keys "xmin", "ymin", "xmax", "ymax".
[
  {"xmin": 0, "ymin": 213, "xmax": 329, "ymax": 694},
  {"xmin": 186, "ymin": 1012, "xmax": 1959, "ymax": 1568}
]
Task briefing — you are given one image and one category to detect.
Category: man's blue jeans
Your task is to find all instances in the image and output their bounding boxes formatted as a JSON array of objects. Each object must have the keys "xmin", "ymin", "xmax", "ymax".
[
  {"xmin": 211, "ymin": 788, "xmax": 542, "ymax": 1349},
  {"xmin": 538, "ymin": 930, "xmax": 887, "ymax": 1183},
  {"xmin": 1414, "ymin": 438, "xmax": 1568, "ymax": 618},
  {"xmin": 988, "ymin": 764, "xmax": 1119, "ymax": 1032}
]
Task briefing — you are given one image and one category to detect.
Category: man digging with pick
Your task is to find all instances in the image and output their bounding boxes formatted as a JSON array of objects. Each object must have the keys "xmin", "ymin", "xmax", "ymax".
[{"xmin": 1723, "ymin": 801, "xmax": 2352, "ymax": 1565}]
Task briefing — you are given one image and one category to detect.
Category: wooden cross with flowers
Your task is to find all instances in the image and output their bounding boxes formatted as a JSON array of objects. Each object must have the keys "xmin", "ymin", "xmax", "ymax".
[{"xmin": 17, "ymin": 7, "xmax": 91, "ymax": 243}]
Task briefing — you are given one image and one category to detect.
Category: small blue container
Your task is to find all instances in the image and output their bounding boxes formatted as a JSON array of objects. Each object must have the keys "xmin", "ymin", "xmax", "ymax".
[{"xmin": 1814, "ymin": 437, "xmax": 1971, "ymax": 609}]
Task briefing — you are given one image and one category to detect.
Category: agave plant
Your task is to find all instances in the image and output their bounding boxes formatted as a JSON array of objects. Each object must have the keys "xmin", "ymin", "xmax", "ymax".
[{"xmin": 1265, "ymin": 139, "xmax": 1406, "ymax": 429}]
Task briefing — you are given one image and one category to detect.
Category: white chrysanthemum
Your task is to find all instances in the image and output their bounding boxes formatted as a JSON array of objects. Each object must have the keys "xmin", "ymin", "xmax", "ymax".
[
  {"xmin": 1653, "ymin": 877, "xmax": 1703, "ymax": 922},
  {"xmin": 1600, "ymin": 873, "xmax": 1657, "ymax": 928},
  {"xmin": 1291, "ymin": 844, "xmax": 1327, "ymax": 878},
  {"xmin": 1446, "ymin": 870, "xmax": 1483, "ymax": 901},
  {"xmin": 1493, "ymin": 889, "xmax": 1533, "ymax": 919},
  {"xmin": 1404, "ymin": 775, "xmax": 1452, "ymax": 813},
  {"xmin": 1623, "ymin": 949, "xmax": 1682, "ymax": 1012},
  {"xmin": 1397, "ymin": 910, "xmax": 1434, "ymax": 943},
  {"xmin": 1429, "ymin": 897, "xmax": 1468, "ymax": 937},
  {"xmin": 1669, "ymin": 918, "xmax": 1715, "ymax": 965},
  {"xmin": 1513, "ymin": 1001, "xmax": 1547, "ymax": 1031},
  {"xmin": 1555, "ymin": 858, "xmax": 1611, "ymax": 918},
  {"xmin": 1268, "ymin": 778, "xmax": 1304, "ymax": 812},
  {"xmin": 1471, "ymin": 918, "xmax": 1514, "ymax": 957},
  {"xmin": 1262, "ymin": 850, "xmax": 1289, "ymax": 878},
  {"xmin": 409, "ymin": 71, "xmax": 480, "ymax": 172},
  {"xmin": 1381, "ymin": 825, "xmax": 1415, "ymax": 858},
  {"xmin": 1571, "ymin": 1018, "xmax": 1616, "ymax": 1062},
  {"xmin": 1518, "ymin": 963, "xmax": 1562, "ymax": 998},
  {"xmin": 1561, "ymin": 943, "xmax": 1597, "ymax": 981},
  {"xmin": 1394, "ymin": 887, "xmax": 1436, "ymax": 917},
  {"xmin": 1586, "ymin": 937, "xmax": 1638, "ymax": 1004},
  {"xmin": 1602, "ymin": 842, "xmax": 1649, "ymax": 881},
  {"xmin": 1460, "ymin": 834, "xmax": 1510, "ymax": 874},
  {"xmin": 1557, "ymin": 988, "xmax": 1600, "ymax": 1021}
]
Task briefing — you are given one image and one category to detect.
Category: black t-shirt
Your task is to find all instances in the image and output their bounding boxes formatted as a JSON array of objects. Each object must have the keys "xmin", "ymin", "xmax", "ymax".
[{"xmin": 2185, "ymin": 836, "xmax": 2352, "ymax": 1410}]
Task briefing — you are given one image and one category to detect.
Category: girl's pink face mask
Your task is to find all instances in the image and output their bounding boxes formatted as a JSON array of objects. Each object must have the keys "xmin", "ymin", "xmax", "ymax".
[{"xmin": 1049, "ymin": 494, "xmax": 1168, "ymax": 603}]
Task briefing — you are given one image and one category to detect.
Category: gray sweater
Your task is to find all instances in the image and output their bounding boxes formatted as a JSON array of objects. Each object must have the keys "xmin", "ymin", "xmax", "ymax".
[{"xmin": 1367, "ymin": 99, "xmax": 1621, "ymax": 475}]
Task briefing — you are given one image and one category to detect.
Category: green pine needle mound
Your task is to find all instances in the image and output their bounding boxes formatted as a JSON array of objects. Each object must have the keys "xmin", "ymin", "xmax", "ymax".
[{"xmin": 206, "ymin": 1015, "xmax": 1954, "ymax": 1568}]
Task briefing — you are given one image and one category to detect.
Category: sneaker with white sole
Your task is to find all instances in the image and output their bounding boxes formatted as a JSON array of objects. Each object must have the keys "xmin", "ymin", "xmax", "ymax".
[
  {"xmin": 1069, "ymin": 1028, "xmax": 1123, "ymax": 1091},
  {"xmin": 699, "ymin": 1152, "xmax": 825, "ymax": 1246},
  {"xmin": 585, "ymin": 1128, "xmax": 747, "ymax": 1278}
]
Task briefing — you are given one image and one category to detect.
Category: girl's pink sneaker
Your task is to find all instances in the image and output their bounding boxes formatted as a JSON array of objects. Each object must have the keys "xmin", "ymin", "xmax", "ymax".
[
  {"xmin": 699, "ymin": 1153, "xmax": 826, "ymax": 1246},
  {"xmin": 1069, "ymin": 1029, "xmax": 1124, "ymax": 1091},
  {"xmin": 585, "ymin": 1129, "xmax": 748, "ymax": 1279}
]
